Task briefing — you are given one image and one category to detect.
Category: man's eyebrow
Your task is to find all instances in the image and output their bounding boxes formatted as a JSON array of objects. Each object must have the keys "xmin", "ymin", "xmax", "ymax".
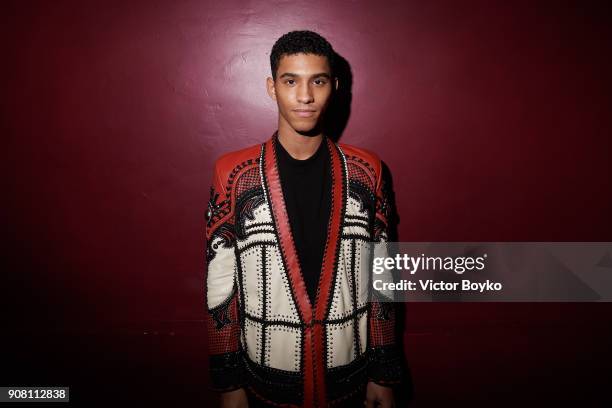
[{"xmin": 279, "ymin": 72, "xmax": 332, "ymax": 79}]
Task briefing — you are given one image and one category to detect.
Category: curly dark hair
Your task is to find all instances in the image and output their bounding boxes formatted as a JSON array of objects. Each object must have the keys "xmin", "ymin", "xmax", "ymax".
[{"xmin": 270, "ymin": 30, "xmax": 336, "ymax": 80}]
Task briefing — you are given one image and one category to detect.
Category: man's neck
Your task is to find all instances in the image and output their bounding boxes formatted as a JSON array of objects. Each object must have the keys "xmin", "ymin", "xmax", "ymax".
[{"xmin": 277, "ymin": 124, "xmax": 324, "ymax": 161}]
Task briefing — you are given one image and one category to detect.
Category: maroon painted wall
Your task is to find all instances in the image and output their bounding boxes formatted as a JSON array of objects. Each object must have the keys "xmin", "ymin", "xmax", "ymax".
[{"xmin": 3, "ymin": 0, "xmax": 611, "ymax": 404}]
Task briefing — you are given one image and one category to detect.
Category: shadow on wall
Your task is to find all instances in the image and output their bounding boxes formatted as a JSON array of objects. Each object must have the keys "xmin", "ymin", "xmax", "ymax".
[{"xmin": 323, "ymin": 52, "xmax": 353, "ymax": 143}]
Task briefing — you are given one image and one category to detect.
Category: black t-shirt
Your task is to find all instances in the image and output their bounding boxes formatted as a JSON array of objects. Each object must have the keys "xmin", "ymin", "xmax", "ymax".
[{"xmin": 275, "ymin": 136, "xmax": 332, "ymax": 306}]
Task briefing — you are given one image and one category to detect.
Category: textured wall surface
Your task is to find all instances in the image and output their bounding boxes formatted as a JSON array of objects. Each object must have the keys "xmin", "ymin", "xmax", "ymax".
[{"xmin": 3, "ymin": 0, "xmax": 611, "ymax": 404}]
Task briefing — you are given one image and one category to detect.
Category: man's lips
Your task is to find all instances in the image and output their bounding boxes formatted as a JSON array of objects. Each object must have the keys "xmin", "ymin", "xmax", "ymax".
[{"xmin": 293, "ymin": 109, "xmax": 316, "ymax": 118}]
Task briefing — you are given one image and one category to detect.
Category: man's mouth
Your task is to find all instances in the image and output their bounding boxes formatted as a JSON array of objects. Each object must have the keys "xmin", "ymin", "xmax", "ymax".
[{"xmin": 293, "ymin": 109, "xmax": 316, "ymax": 118}]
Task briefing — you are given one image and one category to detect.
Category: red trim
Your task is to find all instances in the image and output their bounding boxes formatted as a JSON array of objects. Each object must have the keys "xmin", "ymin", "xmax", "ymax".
[
  {"xmin": 263, "ymin": 134, "xmax": 346, "ymax": 407},
  {"xmin": 313, "ymin": 137, "xmax": 345, "ymax": 408},
  {"xmin": 263, "ymin": 136, "xmax": 313, "ymax": 322},
  {"xmin": 303, "ymin": 326, "xmax": 315, "ymax": 407},
  {"xmin": 264, "ymin": 135, "xmax": 315, "ymax": 406}
]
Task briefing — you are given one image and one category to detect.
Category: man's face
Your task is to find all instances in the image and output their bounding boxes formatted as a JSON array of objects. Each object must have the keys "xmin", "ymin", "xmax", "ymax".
[{"xmin": 267, "ymin": 53, "xmax": 338, "ymax": 135}]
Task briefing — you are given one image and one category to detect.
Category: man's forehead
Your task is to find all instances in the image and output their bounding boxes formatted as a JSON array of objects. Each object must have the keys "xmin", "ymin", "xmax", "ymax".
[{"xmin": 278, "ymin": 53, "xmax": 330, "ymax": 70}]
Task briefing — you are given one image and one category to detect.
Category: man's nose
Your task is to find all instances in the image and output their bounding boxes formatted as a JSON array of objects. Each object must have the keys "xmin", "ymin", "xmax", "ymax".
[{"xmin": 296, "ymin": 82, "xmax": 314, "ymax": 104}]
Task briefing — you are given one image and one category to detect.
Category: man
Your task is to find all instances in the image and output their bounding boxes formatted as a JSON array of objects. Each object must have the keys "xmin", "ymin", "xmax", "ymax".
[{"xmin": 205, "ymin": 30, "xmax": 403, "ymax": 407}]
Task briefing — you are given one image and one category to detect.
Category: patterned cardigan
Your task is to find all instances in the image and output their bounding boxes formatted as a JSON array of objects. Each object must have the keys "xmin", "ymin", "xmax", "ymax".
[{"xmin": 205, "ymin": 132, "xmax": 403, "ymax": 407}]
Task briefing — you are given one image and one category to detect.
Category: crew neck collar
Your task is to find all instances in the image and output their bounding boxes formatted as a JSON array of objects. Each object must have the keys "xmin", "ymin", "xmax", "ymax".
[{"xmin": 275, "ymin": 133, "xmax": 327, "ymax": 166}]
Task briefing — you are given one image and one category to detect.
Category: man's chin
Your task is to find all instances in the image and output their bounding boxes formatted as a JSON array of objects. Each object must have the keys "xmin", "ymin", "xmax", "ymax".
[{"xmin": 290, "ymin": 122, "xmax": 323, "ymax": 137}]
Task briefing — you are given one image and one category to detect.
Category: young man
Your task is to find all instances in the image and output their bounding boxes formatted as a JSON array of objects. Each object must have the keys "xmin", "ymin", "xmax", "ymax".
[{"xmin": 205, "ymin": 31, "xmax": 403, "ymax": 407}]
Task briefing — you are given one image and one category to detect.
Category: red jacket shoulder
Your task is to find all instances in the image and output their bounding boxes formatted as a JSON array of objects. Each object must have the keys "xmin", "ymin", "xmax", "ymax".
[
  {"xmin": 338, "ymin": 142, "xmax": 383, "ymax": 179},
  {"xmin": 212, "ymin": 143, "xmax": 261, "ymax": 183}
]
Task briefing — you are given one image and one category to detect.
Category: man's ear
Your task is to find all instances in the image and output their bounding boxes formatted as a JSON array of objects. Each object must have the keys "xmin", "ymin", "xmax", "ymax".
[
  {"xmin": 334, "ymin": 77, "xmax": 339, "ymax": 91},
  {"xmin": 266, "ymin": 77, "xmax": 276, "ymax": 101}
]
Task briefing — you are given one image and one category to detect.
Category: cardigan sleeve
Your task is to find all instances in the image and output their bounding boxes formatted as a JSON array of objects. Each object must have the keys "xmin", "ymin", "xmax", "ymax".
[
  {"xmin": 204, "ymin": 161, "xmax": 246, "ymax": 392},
  {"xmin": 367, "ymin": 159, "xmax": 404, "ymax": 387}
]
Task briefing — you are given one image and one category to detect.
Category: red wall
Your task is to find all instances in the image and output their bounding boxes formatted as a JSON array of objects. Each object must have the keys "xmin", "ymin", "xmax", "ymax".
[{"xmin": 3, "ymin": 0, "xmax": 611, "ymax": 404}]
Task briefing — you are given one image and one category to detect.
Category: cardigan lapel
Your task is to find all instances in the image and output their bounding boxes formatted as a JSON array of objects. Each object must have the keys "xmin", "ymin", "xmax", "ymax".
[
  {"xmin": 261, "ymin": 131, "xmax": 346, "ymax": 407},
  {"xmin": 261, "ymin": 131, "xmax": 346, "ymax": 320}
]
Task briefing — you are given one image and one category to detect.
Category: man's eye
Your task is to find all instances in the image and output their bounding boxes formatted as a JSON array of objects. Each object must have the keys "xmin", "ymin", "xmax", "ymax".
[
  {"xmin": 314, "ymin": 79, "xmax": 327, "ymax": 85},
  {"xmin": 285, "ymin": 79, "xmax": 295, "ymax": 85}
]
